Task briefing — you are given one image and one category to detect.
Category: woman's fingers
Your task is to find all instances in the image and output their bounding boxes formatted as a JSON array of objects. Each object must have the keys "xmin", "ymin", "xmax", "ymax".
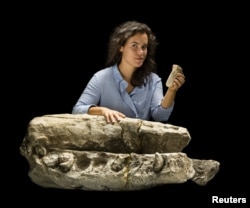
[{"xmin": 104, "ymin": 110, "xmax": 126, "ymax": 124}]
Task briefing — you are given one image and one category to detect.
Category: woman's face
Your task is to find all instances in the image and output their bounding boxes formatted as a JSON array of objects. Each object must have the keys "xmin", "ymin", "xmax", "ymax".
[{"xmin": 120, "ymin": 32, "xmax": 148, "ymax": 69}]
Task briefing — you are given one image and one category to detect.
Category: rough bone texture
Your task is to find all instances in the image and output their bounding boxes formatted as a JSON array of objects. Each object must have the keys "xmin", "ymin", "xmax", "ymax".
[
  {"xmin": 20, "ymin": 114, "xmax": 220, "ymax": 191},
  {"xmin": 166, "ymin": 64, "xmax": 183, "ymax": 87}
]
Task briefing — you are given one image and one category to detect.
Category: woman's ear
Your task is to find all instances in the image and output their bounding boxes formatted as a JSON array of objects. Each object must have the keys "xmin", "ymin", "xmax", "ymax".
[{"xmin": 120, "ymin": 46, "xmax": 124, "ymax": 52}]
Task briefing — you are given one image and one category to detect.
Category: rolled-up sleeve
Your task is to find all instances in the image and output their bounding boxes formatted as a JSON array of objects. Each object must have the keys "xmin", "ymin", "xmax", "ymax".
[
  {"xmin": 72, "ymin": 74, "xmax": 100, "ymax": 114},
  {"xmin": 150, "ymin": 78, "xmax": 174, "ymax": 121}
]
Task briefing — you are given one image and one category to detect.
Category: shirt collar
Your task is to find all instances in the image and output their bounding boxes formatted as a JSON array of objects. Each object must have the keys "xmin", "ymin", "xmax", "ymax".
[{"xmin": 112, "ymin": 64, "xmax": 128, "ymax": 89}]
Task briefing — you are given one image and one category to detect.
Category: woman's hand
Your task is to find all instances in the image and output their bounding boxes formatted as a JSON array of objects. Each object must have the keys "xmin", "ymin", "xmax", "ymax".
[
  {"xmin": 101, "ymin": 108, "xmax": 126, "ymax": 124},
  {"xmin": 168, "ymin": 72, "xmax": 185, "ymax": 91}
]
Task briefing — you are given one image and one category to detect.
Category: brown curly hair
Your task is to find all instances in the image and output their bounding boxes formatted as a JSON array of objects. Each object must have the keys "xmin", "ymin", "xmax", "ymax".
[{"xmin": 105, "ymin": 21, "xmax": 159, "ymax": 86}]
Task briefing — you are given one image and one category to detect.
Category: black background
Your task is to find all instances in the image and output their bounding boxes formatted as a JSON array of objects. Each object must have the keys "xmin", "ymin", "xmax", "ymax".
[{"xmin": 8, "ymin": 3, "xmax": 249, "ymax": 207}]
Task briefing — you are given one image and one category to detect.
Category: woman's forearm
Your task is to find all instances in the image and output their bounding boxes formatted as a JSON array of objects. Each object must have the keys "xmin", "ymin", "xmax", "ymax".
[
  {"xmin": 161, "ymin": 89, "xmax": 177, "ymax": 109},
  {"xmin": 88, "ymin": 106, "xmax": 107, "ymax": 116}
]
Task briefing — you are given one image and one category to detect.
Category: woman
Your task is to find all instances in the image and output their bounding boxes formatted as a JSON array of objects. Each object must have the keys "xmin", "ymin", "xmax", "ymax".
[{"xmin": 72, "ymin": 21, "xmax": 185, "ymax": 123}]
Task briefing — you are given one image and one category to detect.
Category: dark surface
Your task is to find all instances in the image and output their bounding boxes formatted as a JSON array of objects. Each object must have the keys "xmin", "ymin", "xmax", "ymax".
[{"xmin": 9, "ymin": 5, "xmax": 248, "ymax": 207}]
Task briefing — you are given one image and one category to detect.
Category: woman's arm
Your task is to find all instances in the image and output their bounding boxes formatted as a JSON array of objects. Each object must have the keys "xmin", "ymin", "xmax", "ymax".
[
  {"xmin": 88, "ymin": 106, "xmax": 125, "ymax": 124},
  {"xmin": 72, "ymin": 75, "xmax": 101, "ymax": 114},
  {"xmin": 161, "ymin": 72, "xmax": 185, "ymax": 108}
]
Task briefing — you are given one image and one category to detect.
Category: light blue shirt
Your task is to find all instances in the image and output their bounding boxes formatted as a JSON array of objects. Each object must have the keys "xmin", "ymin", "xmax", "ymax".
[{"xmin": 72, "ymin": 64, "xmax": 174, "ymax": 121}]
